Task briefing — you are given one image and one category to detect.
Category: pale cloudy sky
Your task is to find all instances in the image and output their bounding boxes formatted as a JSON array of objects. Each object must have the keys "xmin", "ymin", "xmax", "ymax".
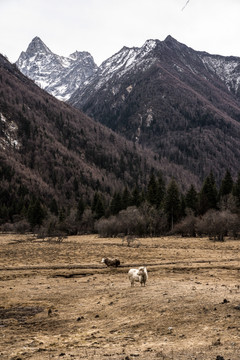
[{"xmin": 0, "ymin": 0, "xmax": 240, "ymax": 65}]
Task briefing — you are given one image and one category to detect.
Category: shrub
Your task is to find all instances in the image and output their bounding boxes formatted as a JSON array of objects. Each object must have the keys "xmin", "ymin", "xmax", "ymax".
[
  {"xmin": 196, "ymin": 209, "xmax": 239, "ymax": 241},
  {"xmin": 95, "ymin": 204, "xmax": 168, "ymax": 237},
  {"xmin": 171, "ymin": 212, "xmax": 197, "ymax": 237}
]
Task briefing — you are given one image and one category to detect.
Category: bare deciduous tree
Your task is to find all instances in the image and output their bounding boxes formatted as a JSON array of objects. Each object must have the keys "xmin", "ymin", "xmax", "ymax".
[{"xmin": 196, "ymin": 210, "xmax": 239, "ymax": 241}]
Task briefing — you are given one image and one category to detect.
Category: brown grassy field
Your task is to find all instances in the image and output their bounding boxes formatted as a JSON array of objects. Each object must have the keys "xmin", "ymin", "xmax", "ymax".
[{"xmin": 0, "ymin": 233, "xmax": 239, "ymax": 360}]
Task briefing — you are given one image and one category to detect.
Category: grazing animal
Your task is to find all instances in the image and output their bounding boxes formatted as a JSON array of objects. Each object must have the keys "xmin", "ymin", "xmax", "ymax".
[
  {"xmin": 128, "ymin": 266, "xmax": 148, "ymax": 286},
  {"xmin": 101, "ymin": 257, "xmax": 120, "ymax": 267}
]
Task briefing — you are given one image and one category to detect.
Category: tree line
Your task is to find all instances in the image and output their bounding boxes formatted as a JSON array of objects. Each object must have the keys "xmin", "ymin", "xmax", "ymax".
[
  {"xmin": 1, "ymin": 167, "xmax": 240, "ymax": 241},
  {"xmin": 95, "ymin": 169, "xmax": 240, "ymax": 240}
]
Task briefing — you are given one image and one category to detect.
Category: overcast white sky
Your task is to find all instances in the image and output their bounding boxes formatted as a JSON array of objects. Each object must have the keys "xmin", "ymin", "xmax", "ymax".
[{"xmin": 0, "ymin": 0, "xmax": 240, "ymax": 65}]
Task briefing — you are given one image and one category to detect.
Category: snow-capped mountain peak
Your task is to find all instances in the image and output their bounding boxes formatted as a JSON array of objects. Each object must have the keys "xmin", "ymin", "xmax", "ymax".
[
  {"xmin": 16, "ymin": 37, "xmax": 98, "ymax": 101},
  {"xmin": 26, "ymin": 36, "xmax": 52, "ymax": 56},
  {"xmin": 92, "ymin": 39, "xmax": 158, "ymax": 84}
]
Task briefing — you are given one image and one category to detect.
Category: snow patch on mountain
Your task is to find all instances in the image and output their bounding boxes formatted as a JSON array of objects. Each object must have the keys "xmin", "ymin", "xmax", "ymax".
[
  {"xmin": 126, "ymin": 85, "xmax": 133, "ymax": 93},
  {"xmin": 201, "ymin": 55, "xmax": 240, "ymax": 94},
  {"xmin": 146, "ymin": 108, "xmax": 154, "ymax": 127},
  {"xmin": 0, "ymin": 113, "xmax": 20, "ymax": 150}
]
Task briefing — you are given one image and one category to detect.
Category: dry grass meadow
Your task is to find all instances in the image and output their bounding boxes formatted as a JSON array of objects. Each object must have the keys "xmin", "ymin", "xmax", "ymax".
[{"xmin": 0, "ymin": 233, "xmax": 239, "ymax": 360}]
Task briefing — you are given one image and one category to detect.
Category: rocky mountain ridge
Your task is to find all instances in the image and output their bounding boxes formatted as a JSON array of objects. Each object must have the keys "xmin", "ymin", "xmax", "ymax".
[
  {"xmin": 16, "ymin": 37, "xmax": 98, "ymax": 101},
  {"xmin": 69, "ymin": 36, "xmax": 240, "ymax": 182},
  {"xmin": 70, "ymin": 36, "xmax": 240, "ymax": 108}
]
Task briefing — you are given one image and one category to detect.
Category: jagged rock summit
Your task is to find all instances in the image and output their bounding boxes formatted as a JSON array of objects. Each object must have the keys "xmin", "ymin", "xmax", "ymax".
[
  {"xmin": 23, "ymin": 36, "xmax": 52, "ymax": 56},
  {"xmin": 16, "ymin": 36, "xmax": 98, "ymax": 101}
]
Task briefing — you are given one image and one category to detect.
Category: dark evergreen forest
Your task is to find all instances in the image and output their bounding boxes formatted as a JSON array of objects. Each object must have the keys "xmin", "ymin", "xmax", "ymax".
[{"xmin": 1, "ymin": 165, "xmax": 240, "ymax": 241}]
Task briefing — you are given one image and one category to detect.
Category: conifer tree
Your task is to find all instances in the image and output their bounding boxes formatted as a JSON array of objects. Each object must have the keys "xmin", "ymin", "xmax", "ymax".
[
  {"xmin": 94, "ymin": 197, "xmax": 105, "ymax": 219},
  {"xmin": 58, "ymin": 207, "xmax": 66, "ymax": 222},
  {"xmin": 0, "ymin": 204, "xmax": 9, "ymax": 225},
  {"xmin": 180, "ymin": 194, "xmax": 186, "ymax": 218},
  {"xmin": 232, "ymin": 172, "xmax": 240, "ymax": 208},
  {"xmin": 146, "ymin": 173, "xmax": 158, "ymax": 206},
  {"xmin": 156, "ymin": 173, "xmax": 166, "ymax": 208},
  {"xmin": 164, "ymin": 178, "xmax": 181, "ymax": 229},
  {"xmin": 92, "ymin": 192, "xmax": 105, "ymax": 219},
  {"xmin": 131, "ymin": 186, "xmax": 142, "ymax": 207},
  {"xmin": 199, "ymin": 172, "xmax": 218, "ymax": 214},
  {"xmin": 110, "ymin": 192, "xmax": 122, "ymax": 215},
  {"xmin": 91, "ymin": 192, "xmax": 99, "ymax": 213},
  {"xmin": 27, "ymin": 198, "xmax": 45, "ymax": 228},
  {"xmin": 50, "ymin": 198, "xmax": 58, "ymax": 215},
  {"xmin": 76, "ymin": 197, "xmax": 85, "ymax": 220},
  {"xmin": 121, "ymin": 187, "xmax": 131, "ymax": 210},
  {"xmin": 185, "ymin": 184, "xmax": 198, "ymax": 214},
  {"xmin": 219, "ymin": 170, "xmax": 233, "ymax": 198}
]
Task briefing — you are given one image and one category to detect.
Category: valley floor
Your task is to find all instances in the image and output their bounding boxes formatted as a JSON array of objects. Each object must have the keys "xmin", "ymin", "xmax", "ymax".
[{"xmin": 0, "ymin": 234, "xmax": 239, "ymax": 359}]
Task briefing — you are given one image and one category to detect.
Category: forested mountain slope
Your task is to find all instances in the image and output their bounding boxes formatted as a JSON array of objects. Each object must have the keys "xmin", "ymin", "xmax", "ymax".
[{"xmin": 0, "ymin": 53, "xmax": 199, "ymax": 225}]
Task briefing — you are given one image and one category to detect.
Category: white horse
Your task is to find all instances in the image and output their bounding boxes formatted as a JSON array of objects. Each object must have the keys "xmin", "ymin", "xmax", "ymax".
[{"xmin": 128, "ymin": 266, "xmax": 148, "ymax": 286}]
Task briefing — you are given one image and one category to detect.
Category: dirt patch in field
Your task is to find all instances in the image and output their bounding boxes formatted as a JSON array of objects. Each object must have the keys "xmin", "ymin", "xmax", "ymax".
[{"xmin": 0, "ymin": 234, "xmax": 239, "ymax": 359}]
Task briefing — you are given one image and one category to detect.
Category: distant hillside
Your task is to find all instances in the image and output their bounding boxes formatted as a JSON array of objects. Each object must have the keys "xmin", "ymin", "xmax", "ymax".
[
  {"xmin": 69, "ymin": 36, "xmax": 240, "ymax": 183},
  {"xmin": 1, "ymin": 53, "xmax": 200, "ymax": 226}
]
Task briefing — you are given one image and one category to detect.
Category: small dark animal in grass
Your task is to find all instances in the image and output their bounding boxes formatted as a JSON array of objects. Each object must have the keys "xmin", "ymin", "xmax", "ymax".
[{"xmin": 101, "ymin": 257, "xmax": 120, "ymax": 267}]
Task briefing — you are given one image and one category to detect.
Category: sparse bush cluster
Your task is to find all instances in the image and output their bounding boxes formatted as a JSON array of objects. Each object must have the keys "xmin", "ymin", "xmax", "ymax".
[
  {"xmin": 95, "ymin": 205, "xmax": 167, "ymax": 237},
  {"xmin": 172, "ymin": 209, "xmax": 240, "ymax": 241}
]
